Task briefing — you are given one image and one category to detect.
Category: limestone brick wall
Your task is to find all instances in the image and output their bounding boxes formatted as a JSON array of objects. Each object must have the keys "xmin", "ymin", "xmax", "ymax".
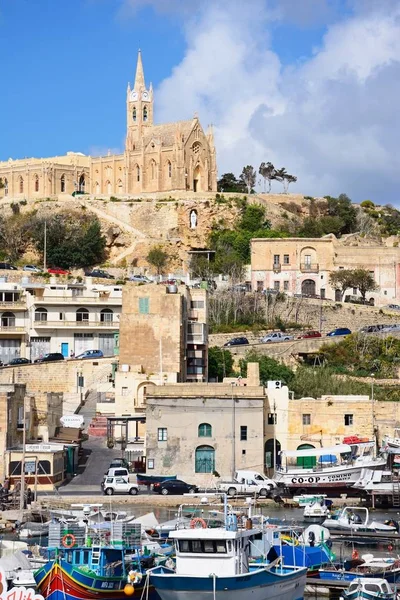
[
  {"xmin": 0, "ymin": 358, "xmax": 114, "ymax": 395},
  {"xmin": 209, "ymin": 299, "xmax": 400, "ymax": 346}
]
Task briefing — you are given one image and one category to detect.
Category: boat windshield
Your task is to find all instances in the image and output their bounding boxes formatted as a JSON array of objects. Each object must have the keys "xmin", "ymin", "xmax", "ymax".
[{"xmin": 177, "ymin": 539, "xmax": 228, "ymax": 554}]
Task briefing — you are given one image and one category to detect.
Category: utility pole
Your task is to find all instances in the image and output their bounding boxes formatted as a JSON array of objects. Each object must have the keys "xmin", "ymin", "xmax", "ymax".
[
  {"xmin": 231, "ymin": 382, "xmax": 236, "ymax": 479},
  {"xmin": 43, "ymin": 221, "xmax": 47, "ymax": 272},
  {"xmin": 20, "ymin": 395, "xmax": 26, "ymax": 512}
]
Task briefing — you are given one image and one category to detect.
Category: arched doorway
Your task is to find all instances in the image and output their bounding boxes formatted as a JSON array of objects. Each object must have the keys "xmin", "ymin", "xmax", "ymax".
[
  {"xmin": 301, "ymin": 279, "xmax": 316, "ymax": 296},
  {"xmin": 195, "ymin": 445, "xmax": 215, "ymax": 473},
  {"xmin": 78, "ymin": 174, "xmax": 85, "ymax": 193},
  {"xmin": 193, "ymin": 165, "xmax": 202, "ymax": 192},
  {"xmin": 264, "ymin": 438, "xmax": 281, "ymax": 471},
  {"xmin": 296, "ymin": 443, "xmax": 316, "ymax": 469}
]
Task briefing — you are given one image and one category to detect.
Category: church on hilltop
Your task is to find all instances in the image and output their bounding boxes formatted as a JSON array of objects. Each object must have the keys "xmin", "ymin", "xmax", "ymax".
[{"xmin": 0, "ymin": 52, "xmax": 217, "ymax": 198}]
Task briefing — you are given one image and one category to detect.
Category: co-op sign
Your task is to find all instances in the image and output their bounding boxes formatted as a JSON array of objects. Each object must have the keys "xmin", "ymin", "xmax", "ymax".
[{"xmin": 60, "ymin": 415, "xmax": 84, "ymax": 428}]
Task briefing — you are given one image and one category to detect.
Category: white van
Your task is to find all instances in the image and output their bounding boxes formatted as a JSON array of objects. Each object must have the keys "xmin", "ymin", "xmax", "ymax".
[{"xmin": 235, "ymin": 470, "xmax": 277, "ymax": 487}]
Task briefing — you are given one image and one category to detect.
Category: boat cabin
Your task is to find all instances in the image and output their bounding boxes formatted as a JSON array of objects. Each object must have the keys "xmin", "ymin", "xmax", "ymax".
[
  {"xmin": 345, "ymin": 578, "xmax": 394, "ymax": 599},
  {"xmin": 170, "ymin": 525, "xmax": 262, "ymax": 577}
]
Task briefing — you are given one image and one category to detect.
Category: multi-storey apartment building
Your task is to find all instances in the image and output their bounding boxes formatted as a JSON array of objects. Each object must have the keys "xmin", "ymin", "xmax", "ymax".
[
  {"xmin": 251, "ymin": 234, "xmax": 400, "ymax": 306},
  {"xmin": 0, "ymin": 277, "xmax": 122, "ymax": 362}
]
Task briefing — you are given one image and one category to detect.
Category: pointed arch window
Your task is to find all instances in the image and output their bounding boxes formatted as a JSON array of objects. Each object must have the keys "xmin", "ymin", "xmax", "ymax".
[
  {"xmin": 136, "ymin": 165, "xmax": 140, "ymax": 182},
  {"xmin": 4, "ymin": 179, "xmax": 8, "ymax": 196},
  {"xmin": 151, "ymin": 160, "xmax": 157, "ymax": 180},
  {"xmin": 19, "ymin": 177, "xmax": 24, "ymax": 194},
  {"xmin": 132, "ymin": 107, "xmax": 137, "ymax": 122},
  {"xmin": 117, "ymin": 179, "xmax": 123, "ymax": 193},
  {"xmin": 106, "ymin": 180, "xmax": 112, "ymax": 195},
  {"xmin": 143, "ymin": 106, "xmax": 148, "ymax": 122},
  {"xmin": 167, "ymin": 161, "xmax": 172, "ymax": 178},
  {"xmin": 60, "ymin": 174, "xmax": 65, "ymax": 193},
  {"xmin": 34, "ymin": 174, "xmax": 39, "ymax": 192},
  {"xmin": 95, "ymin": 182, "xmax": 100, "ymax": 194}
]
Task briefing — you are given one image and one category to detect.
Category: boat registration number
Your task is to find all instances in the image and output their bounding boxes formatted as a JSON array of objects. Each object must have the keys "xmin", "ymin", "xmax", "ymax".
[{"xmin": 101, "ymin": 582, "xmax": 117, "ymax": 589}]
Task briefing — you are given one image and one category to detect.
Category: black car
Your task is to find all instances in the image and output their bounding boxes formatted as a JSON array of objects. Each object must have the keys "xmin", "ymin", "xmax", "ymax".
[
  {"xmin": 87, "ymin": 269, "xmax": 115, "ymax": 279},
  {"xmin": 153, "ymin": 479, "xmax": 197, "ymax": 495},
  {"xmin": 35, "ymin": 352, "xmax": 65, "ymax": 363},
  {"xmin": 0, "ymin": 262, "xmax": 18, "ymax": 270},
  {"xmin": 223, "ymin": 337, "xmax": 249, "ymax": 347},
  {"xmin": 9, "ymin": 357, "xmax": 31, "ymax": 366}
]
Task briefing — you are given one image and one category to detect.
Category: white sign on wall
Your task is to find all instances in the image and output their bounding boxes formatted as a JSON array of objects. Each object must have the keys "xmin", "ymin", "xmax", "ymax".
[{"xmin": 60, "ymin": 415, "xmax": 84, "ymax": 428}]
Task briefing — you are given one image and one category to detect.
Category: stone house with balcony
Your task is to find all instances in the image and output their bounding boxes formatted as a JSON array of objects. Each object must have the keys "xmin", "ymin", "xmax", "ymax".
[
  {"xmin": 0, "ymin": 277, "xmax": 122, "ymax": 363},
  {"xmin": 250, "ymin": 234, "xmax": 400, "ymax": 306}
]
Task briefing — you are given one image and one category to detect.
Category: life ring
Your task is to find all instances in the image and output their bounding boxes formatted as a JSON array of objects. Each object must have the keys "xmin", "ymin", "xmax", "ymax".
[
  {"xmin": 190, "ymin": 517, "xmax": 207, "ymax": 529},
  {"xmin": 352, "ymin": 550, "xmax": 359, "ymax": 560},
  {"xmin": 62, "ymin": 533, "xmax": 76, "ymax": 548}
]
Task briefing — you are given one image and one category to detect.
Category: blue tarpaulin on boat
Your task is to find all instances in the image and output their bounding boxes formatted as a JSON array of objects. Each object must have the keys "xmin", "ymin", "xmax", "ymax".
[
  {"xmin": 318, "ymin": 455, "xmax": 338, "ymax": 463},
  {"xmin": 275, "ymin": 544, "xmax": 331, "ymax": 569}
]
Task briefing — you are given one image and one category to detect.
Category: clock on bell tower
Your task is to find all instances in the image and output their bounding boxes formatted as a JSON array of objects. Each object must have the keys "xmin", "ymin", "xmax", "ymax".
[{"xmin": 126, "ymin": 50, "xmax": 153, "ymax": 150}]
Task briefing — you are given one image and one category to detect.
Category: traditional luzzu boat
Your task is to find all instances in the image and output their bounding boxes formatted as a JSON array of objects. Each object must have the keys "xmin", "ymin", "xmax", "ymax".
[
  {"xmin": 34, "ymin": 521, "xmax": 165, "ymax": 600},
  {"xmin": 149, "ymin": 498, "xmax": 308, "ymax": 600}
]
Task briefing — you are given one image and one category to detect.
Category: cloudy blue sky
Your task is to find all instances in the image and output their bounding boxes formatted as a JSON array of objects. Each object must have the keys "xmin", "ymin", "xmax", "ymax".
[{"xmin": 1, "ymin": 0, "xmax": 399, "ymax": 203}]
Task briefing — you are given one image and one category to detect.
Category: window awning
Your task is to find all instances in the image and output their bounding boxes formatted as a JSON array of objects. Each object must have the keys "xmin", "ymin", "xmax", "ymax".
[{"xmin": 281, "ymin": 444, "xmax": 352, "ymax": 458}]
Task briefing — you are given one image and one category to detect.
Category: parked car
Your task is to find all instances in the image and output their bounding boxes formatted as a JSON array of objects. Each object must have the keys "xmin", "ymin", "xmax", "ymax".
[
  {"xmin": 359, "ymin": 324, "xmax": 386, "ymax": 334},
  {"xmin": 8, "ymin": 357, "xmax": 31, "ymax": 366},
  {"xmin": 344, "ymin": 294, "xmax": 374, "ymax": 306},
  {"xmin": 153, "ymin": 479, "xmax": 197, "ymax": 495},
  {"xmin": 129, "ymin": 275, "xmax": 152, "ymax": 283},
  {"xmin": 87, "ymin": 269, "xmax": 115, "ymax": 279},
  {"xmin": 102, "ymin": 476, "xmax": 139, "ymax": 496},
  {"xmin": 23, "ymin": 265, "xmax": 41, "ymax": 273},
  {"xmin": 297, "ymin": 330, "xmax": 322, "ymax": 339},
  {"xmin": 48, "ymin": 267, "xmax": 70, "ymax": 275},
  {"xmin": 326, "ymin": 327, "xmax": 352, "ymax": 337},
  {"xmin": 386, "ymin": 304, "xmax": 400, "ymax": 311},
  {"xmin": 35, "ymin": 352, "xmax": 65, "ymax": 363},
  {"xmin": 0, "ymin": 263, "xmax": 17, "ymax": 270},
  {"xmin": 260, "ymin": 332, "xmax": 294, "ymax": 343},
  {"xmin": 223, "ymin": 337, "xmax": 249, "ymax": 347},
  {"xmin": 102, "ymin": 467, "xmax": 131, "ymax": 483},
  {"xmin": 109, "ymin": 458, "xmax": 131, "ymax": 470},
  {"xmin": 75, "ymin": 349, "xmax": 104, "ymax": 359}
]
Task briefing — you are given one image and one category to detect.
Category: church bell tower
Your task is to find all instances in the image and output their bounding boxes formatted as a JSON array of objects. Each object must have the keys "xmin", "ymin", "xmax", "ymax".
[{"xmin": 126, "ymin": 50, "xmax": 154, "ymax": 151}]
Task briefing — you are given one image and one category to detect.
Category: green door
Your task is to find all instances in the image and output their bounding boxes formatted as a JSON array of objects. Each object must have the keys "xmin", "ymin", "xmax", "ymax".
[
  {"xmin": 195, "ymin": 446, "xmax": 215, "ymax": 473},
  {"xmin": 296, "ymin": 444, "xmax": 316, "ymax": 469}
]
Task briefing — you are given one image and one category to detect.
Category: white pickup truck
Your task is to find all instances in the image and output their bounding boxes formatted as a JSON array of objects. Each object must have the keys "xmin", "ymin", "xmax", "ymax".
[{"xmin": 217, "ymin": 470, "xmax": 276, "ymax": 498}]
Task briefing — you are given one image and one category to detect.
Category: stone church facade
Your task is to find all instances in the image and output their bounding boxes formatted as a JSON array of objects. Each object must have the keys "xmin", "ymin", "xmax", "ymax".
[{"xmin": 0, "ymin": 52, "xmax": 217, "ymax": 199}]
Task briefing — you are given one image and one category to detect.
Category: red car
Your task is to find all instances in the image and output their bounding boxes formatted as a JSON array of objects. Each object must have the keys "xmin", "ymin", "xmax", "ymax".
[
  {"xmin": 297, "ymin": 330, "xmax": 322, "ymax": 339},
  {"xmin": 48, "ymin": 267, "xmax": 70, "ymax": 275}
]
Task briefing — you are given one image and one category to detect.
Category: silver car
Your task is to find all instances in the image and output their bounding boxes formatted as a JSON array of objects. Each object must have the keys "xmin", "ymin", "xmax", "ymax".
[{"xmin": 23, "ymin": 265, "xmax": 41, "ymax": 273}]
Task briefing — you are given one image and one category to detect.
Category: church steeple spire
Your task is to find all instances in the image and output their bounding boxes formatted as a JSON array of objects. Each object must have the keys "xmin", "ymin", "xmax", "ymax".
[{"xmin": 134, "ymin": 49, "xmax": 145, "ymax": 91}]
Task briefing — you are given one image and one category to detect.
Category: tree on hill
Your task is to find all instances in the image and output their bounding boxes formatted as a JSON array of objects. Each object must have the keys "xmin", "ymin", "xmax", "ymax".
[
  {"xmin": 352, "ymin": 268, "xmax": 378, "ymax": 302},
  {"xmin": 283, "ymin": 173, "xmax": 297, "ymax": 193},
  {"xmin": 325, "ymin": 193, "xmax": 357, "ymax": 234},
  {"xmin": 146, "ymin": 245, "xmax": 169, "ymax": 275},
  {"xmin": 217, "ymin": 172, "xmax": 246, "ymax": 193},
  {"xmin": 239, "ymin": 166, "xmax": 257, "ymax": 194},
  {"xmin": 208, "ymin": 346, "xmax": 235, "ymax": 381},
  {"xmin": 239, "ymin": 350, "xmax": 295, "ymax": 386},
  {"xmin": 329, "ymin": 270, "xmax": 353, "ymax": 301},
  {"xmin": 259, "ymin": 162, "xmax": 276, "ymax": 193},
  {"xmin": 31, "ymin": 211, "xmax": 106, "ymax": 268}
]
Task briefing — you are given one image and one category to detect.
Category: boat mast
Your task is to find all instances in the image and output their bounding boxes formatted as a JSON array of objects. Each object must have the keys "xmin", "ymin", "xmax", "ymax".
[{"xmin": 20, "ymin": 394, "xmax": 27, "ymax": 512}]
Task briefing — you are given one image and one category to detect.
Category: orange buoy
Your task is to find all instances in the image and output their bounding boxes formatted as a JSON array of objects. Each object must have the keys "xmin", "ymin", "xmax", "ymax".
[{"xmin": 124, "ymin": 584, "xmax": 135, "ymax": 596}]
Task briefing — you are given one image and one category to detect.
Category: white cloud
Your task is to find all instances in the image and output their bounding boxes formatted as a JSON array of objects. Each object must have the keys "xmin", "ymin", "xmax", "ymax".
[{"xmin": 152, "ymin": 0, "xmax": 400, "ymax": 203}]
